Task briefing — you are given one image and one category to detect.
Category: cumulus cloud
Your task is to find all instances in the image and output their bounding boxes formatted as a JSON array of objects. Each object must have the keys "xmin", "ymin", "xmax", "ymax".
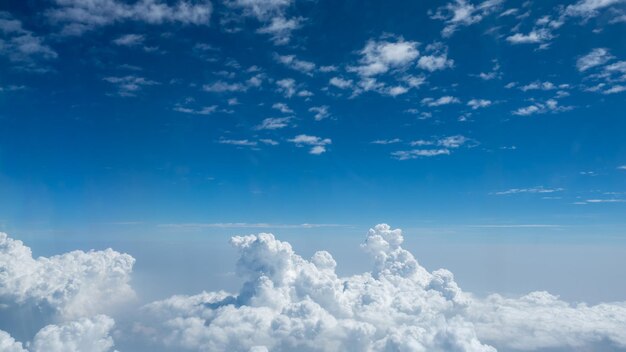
[
  {"xmin": 103, "ymin": 75, "xmax": 159, "ymax": 97},
  {"xmin": 0, "ymin": 315, "xmax": 117, "ymax": 352},
  {"xmin": 0, "ymin": 232, "xmax": 135, "ymax": 321},
  {"xmin": 349, "ymin": 37, "xmax": 420, "ymax": 77},
  {"xmin": 136, "ymin": 224, "xmax": 492, "ymax": 351},
  {"xmin": 4, "ymin": 227, "xmax": 626, "ymax": 351},
  {"xmin": 46, "ymin": 0, "xmax": 213, "ymax": 35},
  {"xmin": 417, "ymin": 43, "xmax": 454, "ymax": 72}
]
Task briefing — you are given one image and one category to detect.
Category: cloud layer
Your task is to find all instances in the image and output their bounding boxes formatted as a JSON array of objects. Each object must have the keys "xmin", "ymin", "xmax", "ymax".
[{"xmin": 2, "ymin": 227, "xmax": 626, "ymax": 351}]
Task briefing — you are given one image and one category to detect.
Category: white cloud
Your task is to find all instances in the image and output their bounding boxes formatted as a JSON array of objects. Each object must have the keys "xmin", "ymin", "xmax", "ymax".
[
  {"xmin": 391, "ymin": 148, "xmax": 451, "ymax": 160},
  {"xmin": 564, "ymin": 0, "xmax": 625, "ymax": 18},
  {"xmin": 309, "ymin": 106, "xmax": 330, "ymax": 121},
  {"xmin": 421, "ymin": 96, "xmax": 461, "ymax": 107},
  {"xmin": 218, "ymin": 138, "xmax": 258, "ymax": 147},
  {"xmin": 275, "ymin": 54, "xmax": 316, "ymax": 74},
  {"xmin": 0, "ymin": 315, "xmax": 117, "ymax": 352},
  {"xmin": 577, "ymin": 48, "xmax": 614, "ymax": 72},
  {"xmin": 417, "ymin": 43, "xmax": 454, "ymax": 72},
  {"xmin": 103, "ymin": 75, "xmax": 159, "ymax": 97},
  {"xmin": 272, "ymin": 102, "xmax": 293, "ymax": 113},
  {"xmin": 0, "ymin": 232, "xmax": 135, "ymax": 321},
  {"xmin": 519, "ymin": 81, "xmax": 559, "ymax": 91},
  {"xmin": 371, "ymin": 138, "xmax": 402, "ymax": 145},
  {"xmin": 173, "ymin": 105, "xmax": 218, "ymax": 115},
  {"xmin": 506, "ymin": 28, "xmax": 553, "ymax": 44},
  {"xmin": 256, "ymin": 117, "xmax": 292, "ymax": 130},
  {"xmin": 112, "ymin": 33, "xmax": 144, "ymax": 46},
  {"xmin": 618, "ymin": 165, "xmax": 626, "ymax": 170},
  {"xmin": 0, "ymin": 330, "xmax": 26, "ymax": 352},
  {"xmin": 329, "ymin": 77, "xmax": 353, "ymax": 89},
  {"xmin": 431, "ymin": 0, "xmax": 503, "ymax": 37},
  {"xmin": 5, "ymin": 225, "xmax": 626, "ymax": 352},
  {"xmin": 257, "ymin": 16, "xmax": 302, "ymax": 45},
  {"xmin": 203, "ymin": 80, "xmax": 248, "ymax": 93},
  {"xmin": 512, "ymin": 99, "xmax": 573, "ymax": 116},
  {"xmin": 46, "ymin": 0, "xmax": 213, "ymax": 35},
  {"xmin": 467, "ymin": 99, "xmax": 492, "ymax": 109},
  {"xmin": 0, "ymin": 12, "xmax": 57, "ymax": 68},
  {"xmin": 288, "ymin": 134, "xmax": 331, "ymax": 154},
  {"xmin": 603, "ymin": 85, "xmax": 626, "ymax": 94},
  {"xmin": 492, "ymin": 186, "xmax": 564, "ymax": 195},
  {"xmin": 350, "ymin": 37, "xmax": 420, "ymax": 77},
  {"xmin": 276, "ymin": 78, "xmax": 297, "ymax": 98}
]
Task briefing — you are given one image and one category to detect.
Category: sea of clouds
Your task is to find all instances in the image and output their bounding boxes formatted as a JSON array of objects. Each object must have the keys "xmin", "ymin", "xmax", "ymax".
[{"xmin": 1, "ymin": 225, "xmax": 626, "ymax": 351}]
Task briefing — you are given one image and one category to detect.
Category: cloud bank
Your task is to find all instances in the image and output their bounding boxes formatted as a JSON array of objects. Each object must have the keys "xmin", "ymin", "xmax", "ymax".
[{"xmin": 2, "ymin": 227, "xmax": 626, "ymax": 351}]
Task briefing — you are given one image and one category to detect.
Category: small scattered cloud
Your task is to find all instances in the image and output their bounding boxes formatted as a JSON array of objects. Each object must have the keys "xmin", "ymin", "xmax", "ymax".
[
  {"xmin": 309, "ymin": 106, "xmax": 330, "ymax": 121},
  {"xmin": 467, "ymin": 99, "xmax": 492, "ymax": 109},
  {"xmin": 421, "ymin": 96, "xmax": 461, "ymax": 107},
  {"xmin": 512, "ymin": 99, "xmax": 573, "ymax": 116},
  {"xmin": 288, "ymin": 134, "xmax": 332, "ymax": 154},
  {"xmin": 274, "ymin": 53, "xmax": 316, "ymax": 74},
  {"xmin": 256, "ymin": 117, "xmax": 293, "ymax": 130},
  {"xmin": 112, "ymin": 33, "xmax": 144, "ymax": 46},
  {"xmin": 103, "ymin": 75, "xmax": 159, "ymax": 97}
]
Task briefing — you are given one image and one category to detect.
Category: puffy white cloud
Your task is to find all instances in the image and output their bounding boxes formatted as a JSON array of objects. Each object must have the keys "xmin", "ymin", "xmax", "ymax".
[
  {"xmin": 0, "ymin": 330, "xmax": 26, "ymax": 352},
  {"xmin": 328, "ymin": 77, "xmax": 353, "ymax": 89},
  {"xmin": 577, "ymin": 48, "xmax": 614, "ymax": 72},
  {"xmin": 0, "ymin": 232, "xmax": 135, "ymax": 321},
  {"xmin": 470, "ymin": 292, "xmax": 626, "ymax": 350},
  {"xmin": 0, "ymin": 316, "xmax": 117, "ymax": 352},
  {"xmin": 46, "ymin": 0, "xmax": 212, "ymax": 35},
  {"xmin": 417, "ymin": 43, "xmax": 454, "ymax": 72},
  {"xmin": 350, "ymin": 37, "xmax": 420, "ymax": 77},
  {"xmin": 137, "ymin": 224, "xmax": 493, "ymax": 351},
  {"xmin": 431, "ymin": 0, "xmax": 503, "ymax": 37}
]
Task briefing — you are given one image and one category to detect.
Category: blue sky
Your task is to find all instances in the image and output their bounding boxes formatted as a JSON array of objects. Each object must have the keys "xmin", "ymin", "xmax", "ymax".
[
  {"xmin": 1, "ymin": 0, "xmax": 626, "ymax": 238},
  {"xmin": 3, "ymin": 1, "xmax": 626, "ymax": 351}
]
